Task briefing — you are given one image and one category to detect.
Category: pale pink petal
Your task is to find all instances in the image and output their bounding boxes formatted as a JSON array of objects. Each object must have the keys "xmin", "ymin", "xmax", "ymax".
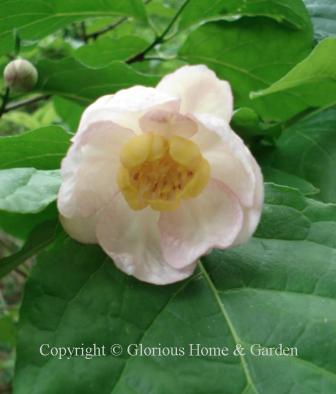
[
  {"xmin": 191, "ymin": 113, "xmax": 257, "ymax": 208},
  {"xmin": 159, "ymin": 180, "xmax": 243, "ymax": 269},
  {"xmin": 59, "ymin": 214, "xmax": 97, "ymax": 244},
  {"xmin": 96, "ymin": 193, "xmax": 197, "ymax": 285},
  {"xmin": 139, "ymin": 109, "xmax": 197, "ymax": 138},
  {"xmin": 58, "ymin": 121, "xmax": 134, "ymax": 218},
  {"xmin": 234, "ymin": 157, "xmax": 264, "ymax": 245},
  {"xmin": 74, "ymin": 86, "xmax": 179, "ymax": 142},
  {"xmin": 157, "ymin": 65, "xmax": 233, "ymax": 122}
]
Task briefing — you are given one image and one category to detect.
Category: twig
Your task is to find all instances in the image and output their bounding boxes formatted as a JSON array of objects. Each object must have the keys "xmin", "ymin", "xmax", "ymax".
[
  {"xmin": 0, "ymin": 88, "xmax": 10, "ymax": 118},
  {"xmin": 0, "ymin": 237, "xmax": 17, "ymax": 256},
  {"xmin": 80, "ymin": 21, "xmax": 88, "ymax": 43},
  {"xmin": 3, "ymin": 94, "xmax": 50, "ymax": 114},
  {"xmin": 127, "ymin": 0, "xmax": 191, "ymax": 64},
  {"xmin": 15, "ymin": 267, "xmax": 28, "ymax": 279},
  {"xmin": 80, "ymin": 0, "xmax": 154, "ymax": 42},
  {"xmin": 0, "ymin": 384, "xmax": 12, "ymax": 394},
  {"xmin": 85, "ymin": 17, "xmax": 127, "ymax": 41}
]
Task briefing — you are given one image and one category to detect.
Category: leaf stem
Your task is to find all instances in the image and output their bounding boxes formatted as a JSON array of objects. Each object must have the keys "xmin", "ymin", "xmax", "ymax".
[{"xmin": 127, "ymin": 0, "xmax": 191, "ymax": 64}]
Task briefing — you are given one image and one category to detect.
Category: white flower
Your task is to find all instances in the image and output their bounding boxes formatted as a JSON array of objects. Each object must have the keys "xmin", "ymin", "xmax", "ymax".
[{"xmin": 58, "ymin": 65, "xmax": 263, "ymax": 285}]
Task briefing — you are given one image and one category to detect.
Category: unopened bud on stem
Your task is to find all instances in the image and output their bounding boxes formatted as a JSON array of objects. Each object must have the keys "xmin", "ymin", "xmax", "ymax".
[{"xmin": 3, "ymin": 59, "xmax": 38, "ymax": 92}]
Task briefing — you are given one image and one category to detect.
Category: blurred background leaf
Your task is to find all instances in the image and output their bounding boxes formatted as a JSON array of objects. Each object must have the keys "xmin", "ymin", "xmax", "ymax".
[
  {"xmin": 251, "ymin": 38, "xmax": 336, "ymax": 120},
  {"xmin": 0, "ymin": 0, "xmax": 148, "ymax": 57},
  {"xmin": 303, "ymin": 0, "xmax": 336, "ymax": 40}
]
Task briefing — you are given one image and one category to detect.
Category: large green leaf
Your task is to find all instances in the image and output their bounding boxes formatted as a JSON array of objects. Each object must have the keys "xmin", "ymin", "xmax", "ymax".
[
  {"xmin": 53, "ymin": 97, "xmax": 84, "ymax": 133},
  {"xmin": 262, "ymin": 167, "xmax": 319, "ymax": 196},
  {"xmin": 35, "ymin": 58, "xmax": 159, "ymax": 104},
  {"xmin": 0, "ymin": 126, "xmax": 71, "ymax": 170},
  {"xmin": 179, "ymin": 18, "xmax": 312, "ymax": 121},
  {"xmin": 14, "ymin": 184, "xmax": 336, "ymax": 393},
  {"xmin": 179, "ymin": 0, "xmax": 312, "ymax": 31},
  {"xmin": 303, "ymin": 0, "xmax": 336, "ymax": 40},
  {"xmin": 0, "ymin": 168, "xmax": 60, "ymax": 214},
  {"xmin": 74, "ymin": 36, "xmax": 149, "ymax": 67},
  {"xmin": 270, "ymin": 108, "xmax": 336, "ymax": 203},
  {"xmin": 0, "ymin": 204, "xmax": 58, "ymax": 240},
  {"xmin": 252, "ymin": 38, "xmax": 336, "ymax": 120},
  {"xmin": 0, "ymin": 0, "xmax": 147, "ymax": 56}
]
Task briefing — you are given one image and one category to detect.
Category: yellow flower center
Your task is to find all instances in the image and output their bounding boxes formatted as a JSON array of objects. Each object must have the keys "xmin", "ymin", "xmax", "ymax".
[{"xmin": 117, "ymin": 133, "xmax": 210, "ymax": 211}]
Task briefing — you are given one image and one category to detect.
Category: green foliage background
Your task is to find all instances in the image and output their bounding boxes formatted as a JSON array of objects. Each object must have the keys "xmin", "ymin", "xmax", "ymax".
[{"xmin": 0, "ymin": 0, "xmax": 335, "ymax": 393}]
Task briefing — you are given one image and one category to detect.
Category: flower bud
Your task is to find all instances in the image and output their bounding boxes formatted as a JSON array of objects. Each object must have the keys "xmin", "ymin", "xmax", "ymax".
[{"xmin": 3, "ymin": 59, "xmax": 38, "ymax": 92}]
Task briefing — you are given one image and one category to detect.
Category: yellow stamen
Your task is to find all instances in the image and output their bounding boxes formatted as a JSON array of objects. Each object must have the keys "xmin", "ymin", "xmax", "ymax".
[
  {"xmin": 118, "ymin": 133, "xmax": 210, "ymax": 211},
  {"xmin": 182, "ymin": 159, "xmax": 210, "ymax": 198},
  {"xmin": 120, "ymin": 133, "xmax": 151, "ymax": 168},
  {"xmin": 169, "ymin": 135, "xmax": 201, "ymax": 168}
]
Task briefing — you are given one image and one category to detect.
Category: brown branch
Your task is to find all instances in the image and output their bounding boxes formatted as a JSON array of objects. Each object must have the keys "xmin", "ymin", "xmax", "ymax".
[
  {"xmin": 3, "ymin": 94, "xmax": 50, "ymax": 114},
  {"xmin": 0, "ymin": 384, "xmax": 12, "ymax": 394},
  {"xmin": 15, "ymin": 267, "xmax": 28, "ymax": 279},
  {"xmin": 0, "ymin": 88, "xmax": 10, "ymax": 118}
]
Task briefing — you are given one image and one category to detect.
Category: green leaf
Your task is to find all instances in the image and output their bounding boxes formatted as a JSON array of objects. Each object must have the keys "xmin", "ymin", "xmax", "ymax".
[
  {"xmin": 35, "ymin": 58, "xmax": 159, "ymax": 104},
  {"xmin": 0, "ymin": 0, "xmax": 147, "ymax": 57},
  {"xmin": 262, "ymin": 167, "xmax": 319, "ymax": 196},
  {"xmin": 14, "ymin": 184, "xmax": 336, "ymax": 393},
  {"xmin": 53, "ymin": 96, "xmax": 84, "ymax": 133},
  {"xmin": 74, "ymin": 36, "xmax": 149, "ymax": 67},
  {"xmin": 179, "ymin": 18, "xmax": 312, "ymax": 121},
  {"xmin": 0, "ymin": 219, "xmax": 62, "ymax": 279},
  {"xmin": 303, "ymin": 0, "xmax": 336, "ymax": 40},
  {"xmin": 252, "ymin": 38, "xmax": 336, "ymax": 120},
  {"xmin": 270, "ymin": 108, "xmax": 336, "ymax": 203},
  {"xmin": 179, "ymin": 0, "xmax": 312, "ymax": 31},
  {"xmin": 0, "ymin": 125, "xmax": 71, "ymax": 170},
  {"xmin": 0, "ymin": 168, "xmax": 61, "ymax": 214},
  {"xmin": 0, "ymin": 204, "xmax": 58, "ymax": 240}
]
